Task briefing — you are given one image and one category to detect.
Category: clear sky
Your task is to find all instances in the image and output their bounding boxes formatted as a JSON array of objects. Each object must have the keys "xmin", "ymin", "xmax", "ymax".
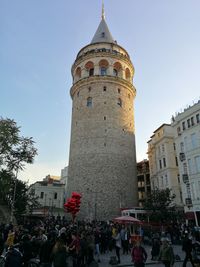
[{"xmin": 1, "ymin": 0, "xmax": 200, "ymax": 183}]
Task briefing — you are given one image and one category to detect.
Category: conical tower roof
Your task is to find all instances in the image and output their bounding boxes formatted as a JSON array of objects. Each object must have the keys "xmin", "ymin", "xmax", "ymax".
[{"xmin": 91, "ymin": 2, "xmax": 115, "ymax": 44}]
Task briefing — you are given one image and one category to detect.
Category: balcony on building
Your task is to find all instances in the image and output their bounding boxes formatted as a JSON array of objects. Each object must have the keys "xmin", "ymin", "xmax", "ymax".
[
  {"xmin": 182, "ymin": 174, "xmax": 189, "ymax": 183},
  {"xmin": 179, "ymin": 152, "xmax": 186, "ymax": 161},
  {"xmin": 185, "ymin": 198, "xmax": 192, "ymax": 207}
]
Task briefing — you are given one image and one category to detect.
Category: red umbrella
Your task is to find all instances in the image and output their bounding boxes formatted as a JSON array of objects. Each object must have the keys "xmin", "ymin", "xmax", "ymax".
[{"xmin": 113, "ymin": 216, "xmax": 142, "ymax": 224}]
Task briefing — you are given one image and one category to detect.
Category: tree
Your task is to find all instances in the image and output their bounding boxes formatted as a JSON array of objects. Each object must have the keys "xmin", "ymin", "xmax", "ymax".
[
  {"xmin": 0, "ymin": 117, "xmax": 38, "ymax": 218},
  {"xmin": 144, "ymin": 188, "xmax": 176, "ymax": 223}
]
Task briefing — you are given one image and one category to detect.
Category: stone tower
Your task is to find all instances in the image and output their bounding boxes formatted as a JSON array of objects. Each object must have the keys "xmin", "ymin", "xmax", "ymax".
[{"xmin": 67, "ymin": 5, "xmax": 138, "ymax": 220}]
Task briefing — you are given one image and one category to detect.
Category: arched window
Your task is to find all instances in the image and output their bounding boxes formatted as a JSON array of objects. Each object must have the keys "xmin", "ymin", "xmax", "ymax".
[
  {"xmin": 99, "ymin": 59, "xmax": 109, "ymax": 76},
  {"xmin": 75, "ymin": 67, "xmax": 81, "ymax": 79},
  {"xmin": 87, "ymin": 97, "xmax": 92, "ymax": 107},
  {"xmin": 117, "ymin": 98, "xmax": 122, "ymax": 107},
  {"xmin": 113, "ymin": 62, "xmax": 122, "ymax": 77},
  {"xmin": 125, "ymin": 68, "xmax": 131, "ymax": 81},
  {"xmin": 113, "ymin": 69, "xmax": 118, "ymax": 76},
  {"xmin": 85, "ymin": 61, "xmax": 94, "ymax": 77}
]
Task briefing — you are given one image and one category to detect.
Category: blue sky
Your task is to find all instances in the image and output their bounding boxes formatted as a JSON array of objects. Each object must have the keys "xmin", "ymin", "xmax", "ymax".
[{"xmin": 1, "ymin": 0, "xmax": 200, "ymax": 183}]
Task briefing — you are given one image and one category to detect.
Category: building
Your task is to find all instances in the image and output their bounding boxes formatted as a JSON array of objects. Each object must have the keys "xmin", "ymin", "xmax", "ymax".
[
  {"xmin": 137, "ymin": 160, "xmax": 151, "ymax": 207},
  {"xmin": 60, "ymin": 166, "xmax": 68, "ymax": 200},
  {"xmin": 67, "ymin": 5, "xmax": 138, "ymax": 220},
  {"xmin": 29, "ymin": 175, "xmax": 65, "ymax": 216},
  {"xmin": 172, "ymin": 101, "xmax": 200, "ymax": 225},
  {"xmin": 147, "ymin": 124, "xmax": 183, "ymax": 207}
]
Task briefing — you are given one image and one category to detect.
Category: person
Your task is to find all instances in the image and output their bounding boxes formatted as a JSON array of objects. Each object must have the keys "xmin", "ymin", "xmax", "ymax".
[
  {"xmin": 67, "ymin": 232, "xmax": 80, "ymax": 267},
  {"xmin": 158, "ymin": 238, "xmax": 174, "ymax": 267},
  {"xmin": 51, "ymin": 238, "xmax": 68, "ymax": 267},
  {"xmin": 113, "ymin": 228, "xmax": 122, "ymax": 264},
  {"xmin": 151, "ymin": 237, "xmax": 160, "ymax": 260},
  {"xmin": 131, "ymin": 240, "xmax": 147, "ymax": 267},
  {"xmin": 182, "ymin": 232, "xmax": 195, "ymax": 267},
  {"xmin": 4, "ymin": 244, "xmax": 23, "ymax": 267}
]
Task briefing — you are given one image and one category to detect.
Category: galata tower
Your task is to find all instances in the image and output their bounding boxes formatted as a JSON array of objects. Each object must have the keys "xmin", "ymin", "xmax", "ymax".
[{"xmin": 67, "ymin": 4, "xmax": 138, "ymax": 220}]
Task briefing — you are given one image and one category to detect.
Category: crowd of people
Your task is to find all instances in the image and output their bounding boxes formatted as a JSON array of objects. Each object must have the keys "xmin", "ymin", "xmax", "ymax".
[{"xmin": 0, "ymin": 216, "xmax": 200, "ymax": 267}]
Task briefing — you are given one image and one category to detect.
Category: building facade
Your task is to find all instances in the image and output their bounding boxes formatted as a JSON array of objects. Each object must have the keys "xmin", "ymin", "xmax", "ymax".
[
  {"xmin": 29, "ymin": 175, "xmax": 65, "ymax": 216},
  {"xmin": 172, "ymin": 101, "xmax": 200, "ymax": 225},
  {"xmin": 147, "ymin": 124, "xmax": 183, "ymax": 207},
  {"xmin": 137, "ymin": 160, "xmax": 151, "ymax": 207},
  {"xmin": 67, "ymin": 7, "xmax": 138, "ymax": 220}
]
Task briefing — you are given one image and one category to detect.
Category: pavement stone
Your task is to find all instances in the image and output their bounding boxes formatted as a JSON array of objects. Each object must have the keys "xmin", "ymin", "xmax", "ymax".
[{"xmin": 95, "ymin": 245, "xmax": 193, "ymax": 267}]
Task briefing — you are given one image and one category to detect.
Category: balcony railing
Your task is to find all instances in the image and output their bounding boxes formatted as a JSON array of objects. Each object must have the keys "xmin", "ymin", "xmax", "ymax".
[
  {"xmin": 179, "ymin": 152, "xmax": 186, "ymax": 161},
  {"xmin": 185, "ymin": 198, "xmax": 192, "ymax": 206},
  {"xmin": 182, "ymin": 174, "xmax": 189, "ymax": 183}
]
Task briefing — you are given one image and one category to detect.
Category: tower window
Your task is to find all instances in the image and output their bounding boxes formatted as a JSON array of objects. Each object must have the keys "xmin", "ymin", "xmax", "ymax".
[
  {"xmin": 77, "ymin": 91, "xmax": 79, "ymax": 97},
  {"xmin": 101, "ymin": 67, "xmax": 107, "ymax": 76},
  {"xmin": 117, "ymin": 98, "xmax": 122, "ymax": 107},
  {"xmin": 104, "ymin": 116, "xmax": 106, "ymax": 120},
  {"xmin": 128, "ymin": 94, "xmax": 130, "ymax": 99},
  {"xmin": 118, "ymin": 88, "xmax": 121, "ymax": 94},
  {"xmin": 88, "ymin": 87, "xmax": 91, "ymax": 92},
  {"xmin": 89, "ymin": 68, "xmax": 94, "ymax": 76},
  {"xmin": 113, "ymin": 69, "xmax": 118, "ymax": 77},
  {"xmin": 87, "ymin": 97, "xmax": 92, "ymax": 107},
  {"xmin": 103, "ymin": 86, "xmax": 107, "ymax": 91}
]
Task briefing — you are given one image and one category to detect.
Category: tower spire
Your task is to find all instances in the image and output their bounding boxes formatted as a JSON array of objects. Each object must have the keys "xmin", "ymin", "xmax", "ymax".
[{"xmin": 102, "ymin": 0, "xmax": 105, "ymax": 20}]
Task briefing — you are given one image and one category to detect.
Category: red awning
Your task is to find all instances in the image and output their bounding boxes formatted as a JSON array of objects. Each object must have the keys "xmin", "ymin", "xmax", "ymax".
[{"xmin": 185, "ymin": 212, "xmax": 195, "ymax": 220}]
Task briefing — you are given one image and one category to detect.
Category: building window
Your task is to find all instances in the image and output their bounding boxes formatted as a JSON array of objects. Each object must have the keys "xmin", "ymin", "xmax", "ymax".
[
  {"xmin": 163, "ymin": 158, "xmax": 166, "ymax": 167},
  {"xmin": 177, "ymin": 174, "xmax": 180, "ymax": 183},
  {"xmin": 177, "ymin": 126, "xmax": 181, "ymax": 135},
  {"xmin": 180, "ymin": 142, "xmax": 184, "ymax": 152},
  {"xmin": 182, "ymin": 121, "xmax": 185, "ymax": 131},
  {"xmin": 175, "ymin": 156, "xmax": 178, "ymax": 166},
  {"xmin": 159, "ymin": 160, "xmax": 162, "ymax": 169},
  {"xmin": 191, "ymin": 117, "xmax": 194, "ymax": 126},
  {"xmin": 188, "ymin": 158, "xmax": 193, "ymax": 174},
  {"xmin": 191, "ymin": 133, "xmax": 197, "ymax": 148},
  {"xmin": 165, "ymin": 175, "xmax": 168, "ymax": 186},
  {"xmin": 40, "ymin": 192, "xmax": 44, "ymax": 199},
  {"xmin": 87, "ymin": 97, "xmax": 92, "ymax": 107},
  {"xmin": 187, "ymin": 119, "xmax": 191, "ymax": 128},
  {"xmin": 103, "ymin": 86, "xmax": 107, "ymax": 91},
  {"xmin": 104, "ymin": 116, "xmax": 106, "ymax": 120},
  {"xmin": 117, "ymin": 98, "xmax": 122, "ymax": 107},
  {"xmin": 54, "ymin": 193, "xmax": 57, "ymax": 200},
  {"xmin": 196, "ymin": 113, "xmax": 200, "ymax": 123},
  {"xmin": 173, "ymin": 143, "xmax": 176, "ymax": 150},
  {"xmin": 194, "ymin": 156, "xmax": 200, "ymax": 173},
  {"xmin": 113, "ymin": 69, "xmax": 118, "ymax": 76}
]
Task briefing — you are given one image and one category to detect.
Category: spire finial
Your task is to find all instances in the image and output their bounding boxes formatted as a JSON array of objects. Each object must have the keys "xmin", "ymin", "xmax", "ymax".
[{"xmin": 102, "ymin": 0, "xmax": 105, "ymax": 20}]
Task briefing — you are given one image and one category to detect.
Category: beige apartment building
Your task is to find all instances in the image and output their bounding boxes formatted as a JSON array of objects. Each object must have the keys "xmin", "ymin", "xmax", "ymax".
[
  {"xmin": 147, "ymin": 124, "xmax": 183, "ymax": 207},
  {"xmin": 137, "ymin": 160, "xmax": 151, "ymax": 207},
  {"xmin": 172, "ymin": 101, "xmax": 200, "ymax": 225}
]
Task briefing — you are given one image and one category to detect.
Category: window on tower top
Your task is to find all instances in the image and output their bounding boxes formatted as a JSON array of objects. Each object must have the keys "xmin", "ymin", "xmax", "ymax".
[
  {"xmin": 89, "ymin": 68, "xmax": 94, "ymax": 76},
  {"xmin": 87, "ymin": 97, "xmax": 92, "ymax": 107},
  {"xmin": 113, "ymin": 69, "xmax": 118, "ymax": 77},
  {"xmin": 101, "ymin": 67, "xmax": 107, "ymax": 76}
]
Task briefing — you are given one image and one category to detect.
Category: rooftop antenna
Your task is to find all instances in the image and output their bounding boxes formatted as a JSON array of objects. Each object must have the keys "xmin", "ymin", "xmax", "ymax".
[{"xmin": 102, "ymin": 0, "xmax": 105, "ymax": 20}]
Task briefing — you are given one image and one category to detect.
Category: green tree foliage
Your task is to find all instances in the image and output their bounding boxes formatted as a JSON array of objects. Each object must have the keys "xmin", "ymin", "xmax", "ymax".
[
  {"xmin": 0, "ymin": 117, "xmax": 38, "ymax": 217},
  {"xmin": 0, "ymin": 117, "xmax": 37, "ymax": 172},
  {"xmin": 144, "ymin": 188, "xmax": 177, "ymax": 223}
]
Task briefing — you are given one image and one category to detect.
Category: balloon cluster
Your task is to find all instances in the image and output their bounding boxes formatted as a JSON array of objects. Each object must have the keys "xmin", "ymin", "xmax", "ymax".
[{"xmin": 64, "ymin": 192, "xmax": 82, "ymax": 222}]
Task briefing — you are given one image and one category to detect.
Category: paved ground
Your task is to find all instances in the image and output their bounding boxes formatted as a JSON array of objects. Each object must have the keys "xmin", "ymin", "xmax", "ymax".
[{"xmin": 95, "ymin": 245, "xmax": 193, "ymax": 267}]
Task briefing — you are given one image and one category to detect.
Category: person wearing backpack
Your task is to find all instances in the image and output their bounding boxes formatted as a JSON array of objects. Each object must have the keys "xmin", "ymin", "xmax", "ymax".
[{"xmin": 131, "ymin": 240, "xmax": 147, "ymax": 267}]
